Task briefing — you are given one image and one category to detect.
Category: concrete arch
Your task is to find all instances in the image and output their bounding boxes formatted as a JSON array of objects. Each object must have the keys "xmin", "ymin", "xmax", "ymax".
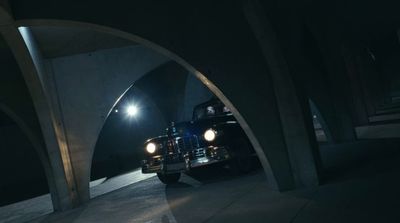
[
  {"xmin": 14, "ymin": 20, "xmax": 276, "ymax": 199},
  {"xmin": 0, "ymin": 103, "xmax": 56, "ymax": 208},
  {"xmin": 0, "ymin": 9, "xmax": 79, "ymax": 211},
  {"xmin": 3, "ymin": 2, "xmax": 322, "ymax": 207},
  {"xmin": 15, "ymin": 19, "xmax": 251, "ymax": 124}
]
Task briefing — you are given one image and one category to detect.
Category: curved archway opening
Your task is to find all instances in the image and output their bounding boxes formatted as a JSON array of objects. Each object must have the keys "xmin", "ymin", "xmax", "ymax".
[
  {"xmin": 0, "ymin": 106, "xmax": 52, "ymax": 214},
  {"xmin": 90, "ymin": 61, "xmax": 265, "ymax": 205},
  {"xmin": 18, "ymin": 20, "xmax": 269, "ymax": 186},
  {"xmin": 89, "ymin": 60, "xmax": 237, "ymax": 198},
  {"xmin": 16, "ymin": 20, "xmax": 268, "ymax": 174},
  {"xmin": 14, "ymin": 20, "xmax": 273, "ymax": 222}
]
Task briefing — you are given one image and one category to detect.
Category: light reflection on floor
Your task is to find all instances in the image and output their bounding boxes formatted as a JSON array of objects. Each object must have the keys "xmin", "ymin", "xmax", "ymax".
[
  {"xmin": 0, "ymin": 168, "xmax": 155, "ymax": 223},
  {"xmin": 90, "ymin": 168, "xmax": 155, "ymax": 198}
]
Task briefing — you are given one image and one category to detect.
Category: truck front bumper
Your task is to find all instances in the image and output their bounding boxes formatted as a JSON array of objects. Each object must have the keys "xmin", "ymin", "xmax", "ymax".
[{"xmin": 141, "ymin": 146, "xmax": 230, "ymax": 174}]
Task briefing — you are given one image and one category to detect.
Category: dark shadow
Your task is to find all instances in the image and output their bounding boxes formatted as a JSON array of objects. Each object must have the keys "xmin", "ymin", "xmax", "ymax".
[
  {"xmin": 0, "ymin": 110, "xmax": 49, "ymax": 206},
  {"xmin": 183, "ymin": 159, "xmax": 262, "ymax": 184},
  {"xmin": 0, "ymin": 41, "xmax": 51, "ymax": 207},
  {"xmin": 163, "ymin": 164, "xmax": 265, "ymax": 223},
  {"xmin": 166, "ymin": 182, "xmax": 192, "ymax": 189},
  {"xmin": 320, "ymin": 138, "xmax": 400, "ymax": 184}
]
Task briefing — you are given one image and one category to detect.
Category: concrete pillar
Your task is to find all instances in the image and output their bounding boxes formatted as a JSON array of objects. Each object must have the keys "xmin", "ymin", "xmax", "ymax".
[
  {"xmin": 0, "ymin": 7, "xmax": 77, "ymax": 210},
  {"xmin": 243, "ymin": 0, "xmax": 321, "ymax": 188}
]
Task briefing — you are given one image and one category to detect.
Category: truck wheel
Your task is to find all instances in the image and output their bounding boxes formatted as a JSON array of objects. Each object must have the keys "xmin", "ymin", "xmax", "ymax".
[
  {"xmin": 157, "ymin": 172, "xmax": 181, "ymax": 184},
  {"xmin": 230, "ymin": 138, "xmax": 253, "ymax": 174}
]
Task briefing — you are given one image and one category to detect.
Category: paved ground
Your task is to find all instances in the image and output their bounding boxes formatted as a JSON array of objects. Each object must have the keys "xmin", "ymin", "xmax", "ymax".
[
  {"xmin": 1, "ymin": 139, "xmax": 400, "ymax": 223},
  {"xmin": 0, "ymin": 170, "xmax": 155, "ymax": 223},
  {"xmin": 0, "ymin": 194, "xmax": 52, "ymax": 223}
]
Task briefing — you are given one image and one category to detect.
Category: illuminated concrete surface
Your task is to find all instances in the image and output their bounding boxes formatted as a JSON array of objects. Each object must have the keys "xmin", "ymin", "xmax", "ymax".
[
  {"xmin": 0, "ymin": 169, "xmax": 155, "ymax": 223},
  {"xmin": 89, "ymin": 169, "xmax": 156, "ymax": 198},
  {"xmin": 2, "ymin": 140, "xmax": 400, "ymax": 223},
  {"xmin": 0, "ymin": 194, "xmax": 52, "ymax": 223}
]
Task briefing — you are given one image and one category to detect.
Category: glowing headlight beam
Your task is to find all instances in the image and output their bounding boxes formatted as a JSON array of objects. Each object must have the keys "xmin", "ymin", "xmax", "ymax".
[
  {"xmin": 204, "ymin": 129, "xmax": 216, "ymax": 141},
  {"xmin": 146, "ymin": 143, "xmax": 156, "ymax": 153}
]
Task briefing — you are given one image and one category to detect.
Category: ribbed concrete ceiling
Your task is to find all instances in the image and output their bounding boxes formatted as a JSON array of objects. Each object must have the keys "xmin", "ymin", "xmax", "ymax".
[{"xmin": 30, "ymin": 26, "xmax": 137, "ymax": 59}]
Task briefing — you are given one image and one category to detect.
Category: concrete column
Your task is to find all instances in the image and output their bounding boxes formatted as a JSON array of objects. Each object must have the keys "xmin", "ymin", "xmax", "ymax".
[
  {"xmin": 0, "ymin": 7, "xmax": 77, "ymax": 210},
  {"xmin": 244, "ymin": 0, "xmax": 321, "ymax": 188}
]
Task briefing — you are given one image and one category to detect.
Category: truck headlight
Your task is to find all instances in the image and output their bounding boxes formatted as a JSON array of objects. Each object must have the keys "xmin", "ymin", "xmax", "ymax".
[
  {"xmin": 204, "ymin": 129, "xmax": 216, "ymax": 141},
  {"xmin": 146, "ymin": 143, "xmax": 156, "ymax": 153}
]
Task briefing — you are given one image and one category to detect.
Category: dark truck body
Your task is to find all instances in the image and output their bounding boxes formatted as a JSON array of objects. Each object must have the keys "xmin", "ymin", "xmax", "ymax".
[{"xmin": 141, "ymin": 98, "xmax": 254, "ymax": 183}]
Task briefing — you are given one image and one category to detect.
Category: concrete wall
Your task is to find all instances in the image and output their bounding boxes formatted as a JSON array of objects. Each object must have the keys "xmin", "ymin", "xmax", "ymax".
[{"xmin": 133, "ymin": 61, "xmax": 188, "ymax": 123}]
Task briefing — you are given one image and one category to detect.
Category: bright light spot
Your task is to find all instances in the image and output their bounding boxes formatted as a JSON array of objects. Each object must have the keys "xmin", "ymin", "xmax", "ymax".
[
  {"xmin": 126, "ymin": 105, "xmax": 138, "ymax": 117},
  {"xmin": 146, "ymin": 143, "xmax": 156, "ymax": 153},
  {"xmin": 204, "ymin": 129, "xmax": 216, "ymax": 141},
  {"xmin": 115, "ymin": 109, "xmax": 119, "ymax": 113}
]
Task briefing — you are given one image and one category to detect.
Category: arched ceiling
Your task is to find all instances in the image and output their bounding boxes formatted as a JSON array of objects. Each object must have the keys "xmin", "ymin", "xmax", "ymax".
[{"xmin": 30, "ymin": 26, "xmax": 136, "ymax": 58}]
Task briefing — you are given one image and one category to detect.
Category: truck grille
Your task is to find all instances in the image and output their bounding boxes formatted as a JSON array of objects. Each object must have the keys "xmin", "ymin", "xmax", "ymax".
[
  {"xmin": 175, "ymin": 135, "xmax": 199, "ymax": 151},
  {"xmin": 193, "ymin": 148, "xmax": 206, "ymax": 158}
]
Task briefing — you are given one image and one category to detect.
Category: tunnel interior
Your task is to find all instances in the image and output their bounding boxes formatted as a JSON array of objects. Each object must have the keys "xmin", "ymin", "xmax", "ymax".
[{"xmin": 3, "ymin": 1, "xmax": 400, "ymax": 222}]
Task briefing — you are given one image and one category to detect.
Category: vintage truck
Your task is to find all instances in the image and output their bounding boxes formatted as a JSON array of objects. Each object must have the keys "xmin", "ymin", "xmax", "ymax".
[{"xmin": 141, "ymin": 98, "xmax": 255, "ymax": 184}]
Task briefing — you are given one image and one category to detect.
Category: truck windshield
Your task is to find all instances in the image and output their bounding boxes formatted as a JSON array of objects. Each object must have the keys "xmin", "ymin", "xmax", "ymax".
[{"xmin": 193, "ymin": 103, "xmax": 231, "ymax": 120}]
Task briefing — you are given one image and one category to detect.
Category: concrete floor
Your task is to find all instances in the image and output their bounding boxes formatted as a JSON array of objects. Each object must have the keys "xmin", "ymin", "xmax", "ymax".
[
  {"xmin": 0, "ymin": 170, "xmax": 155, "ymax": 223},
  {"xmin": 2, "ymin": 139, "xmax": 400, "ymax": 223}
]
